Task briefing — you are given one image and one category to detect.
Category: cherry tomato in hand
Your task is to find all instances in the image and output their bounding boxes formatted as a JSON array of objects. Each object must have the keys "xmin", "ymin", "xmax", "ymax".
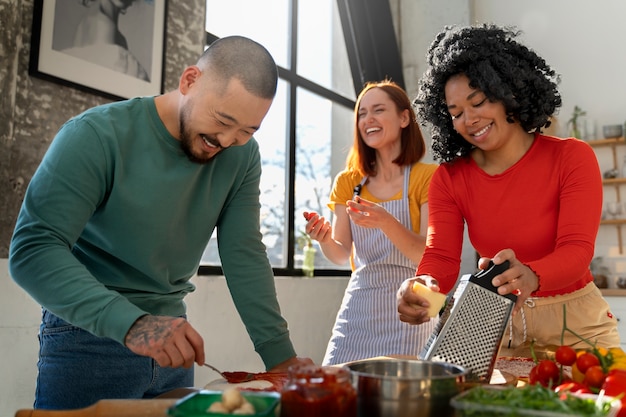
[
  {"xmin": 303, "ymin": 212, "xmax": 315, "ymax": 221},
  {"xmin": 576, "ymin": 352, "xmax": 600, "ymax": 374},
  {"xmin": 555, "ymin": 345, "xmax": 577, "ymax": 366}
]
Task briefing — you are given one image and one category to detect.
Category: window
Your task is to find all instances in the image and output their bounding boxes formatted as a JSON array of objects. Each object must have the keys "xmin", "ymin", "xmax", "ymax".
[{"xmin": 201, "ymin": 0, "xmax": 357, "ymax": 275}]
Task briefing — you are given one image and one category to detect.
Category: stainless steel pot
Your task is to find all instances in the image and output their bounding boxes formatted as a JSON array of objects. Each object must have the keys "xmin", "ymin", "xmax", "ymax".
[{"xmin": 346, "ymin": 358, "xmax": 467, "ymax": 417}]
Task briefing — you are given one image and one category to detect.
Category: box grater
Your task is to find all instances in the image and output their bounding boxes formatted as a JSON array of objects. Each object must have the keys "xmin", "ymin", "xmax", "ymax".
[{"xmin": 418, "ymin": 260, "xmax": 516, "ymax": 382}]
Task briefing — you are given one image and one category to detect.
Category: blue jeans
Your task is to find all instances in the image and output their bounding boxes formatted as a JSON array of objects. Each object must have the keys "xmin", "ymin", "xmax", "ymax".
[{"xmin": 34, "ymin": 309, "xmax": 194, "ymax": 410}]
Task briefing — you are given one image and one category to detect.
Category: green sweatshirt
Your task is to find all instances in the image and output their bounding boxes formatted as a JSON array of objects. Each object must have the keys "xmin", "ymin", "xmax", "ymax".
[{"xmin": 9, "ymin": 97, "xmax": 295, "ymax": 369}]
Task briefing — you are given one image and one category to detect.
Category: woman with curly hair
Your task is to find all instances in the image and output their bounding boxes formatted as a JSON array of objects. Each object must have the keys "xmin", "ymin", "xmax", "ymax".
[{"xmin": 397, "ymin": 24, "xmax": 620, "ymax": 352}]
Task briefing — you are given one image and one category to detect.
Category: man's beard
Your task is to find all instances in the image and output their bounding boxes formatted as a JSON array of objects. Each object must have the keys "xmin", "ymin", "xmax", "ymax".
[{"xmin": 179, "ymin": 106, "xmax": 213, "ymax": 165}]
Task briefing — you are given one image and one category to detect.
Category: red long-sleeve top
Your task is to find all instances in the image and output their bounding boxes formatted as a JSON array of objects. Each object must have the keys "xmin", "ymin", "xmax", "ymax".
[{"xmin": 417, "ymin": 134, "xmax": 602, "ymax": 297}]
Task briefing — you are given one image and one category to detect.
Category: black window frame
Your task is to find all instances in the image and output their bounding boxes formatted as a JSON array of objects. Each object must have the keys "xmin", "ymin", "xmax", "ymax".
[{"xmin": 198, "ymin": 0, "xmax": 403, "ymax": 277}]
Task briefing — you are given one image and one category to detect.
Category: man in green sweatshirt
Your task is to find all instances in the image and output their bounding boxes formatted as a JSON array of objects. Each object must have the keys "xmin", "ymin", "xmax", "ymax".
[{"xmin": 9, "ymin": 35, "xmax": 312, "ymax": 410}]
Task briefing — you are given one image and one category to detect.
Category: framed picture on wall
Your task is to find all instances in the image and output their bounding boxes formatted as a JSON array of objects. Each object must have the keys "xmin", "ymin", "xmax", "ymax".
[{"xmin": 29, "ymin": 0, "xmax": 167, "ymax": 101}]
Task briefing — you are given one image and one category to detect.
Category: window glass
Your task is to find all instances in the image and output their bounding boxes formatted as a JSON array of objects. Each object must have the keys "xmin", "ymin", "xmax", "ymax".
[
  {"xmin": 294, "ymin": 87, "xmax": 352, "ymax": 270},
  {"xmin": 297, "ymin": 0, "xmax": 355, "ymax": 100},
  {"xmin": 201, "ymin": 81, "xmax": 289, "ymax": 267},
  {"xmin": 258, "ymin": 80, "xmax": 288, "ymax": 266},
  {"xmin": 204, "ymin": 0, "xmax": 355, "ymax": 274},
  {"xmin": 205, "ymin": 0, "xmax": 289, "ymax": 68}
]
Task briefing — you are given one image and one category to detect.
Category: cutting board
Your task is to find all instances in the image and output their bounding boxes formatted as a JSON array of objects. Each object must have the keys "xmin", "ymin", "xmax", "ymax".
[{"xmin": 14, "ymin": 399, "xmax": 177, "ymax": 417}]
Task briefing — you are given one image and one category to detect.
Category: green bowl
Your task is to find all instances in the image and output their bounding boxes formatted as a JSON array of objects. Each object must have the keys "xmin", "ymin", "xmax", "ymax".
[{"xmin": 168, "ymin": 390, "xmax": 281, "ymax": 417}]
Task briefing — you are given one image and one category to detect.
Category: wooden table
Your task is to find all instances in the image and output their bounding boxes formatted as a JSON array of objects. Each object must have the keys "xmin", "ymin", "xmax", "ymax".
[
  {"xmin": 13, "ymin": 389, "xmax": 202, "ymax": 417},
  {"xmin": 14, "ymin": 399, "xmax": 178, "ymax": 417}
]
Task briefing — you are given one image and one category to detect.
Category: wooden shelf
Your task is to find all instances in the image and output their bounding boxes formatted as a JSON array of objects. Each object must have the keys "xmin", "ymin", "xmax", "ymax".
[
  {"xmin": 592, "ymin": 136, "xmax": 626, "ymax": 254},
  {"xmin": 588, "ymin": 137, "xmax": 625, "ymax": 147},
  {"xmin": 601, "ymin": 219, "xmax": 626, "ymax": 225},
  {"xmin": 601, "ymin": 288, "xmax": 626, "ymax": 296},
  {"xmin": 603, "ymin": 177, "xmax": 626, "ymax": 185}
]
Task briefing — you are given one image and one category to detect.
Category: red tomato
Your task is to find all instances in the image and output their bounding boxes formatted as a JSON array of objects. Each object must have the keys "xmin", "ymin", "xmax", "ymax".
[
  {"xmin": 555, "ymin": 345, "xmax": 577, "ymax": 366},
  {"xmin": 608, "ymin": 368, "xmax": 626, "ymax": 378},
  {"xmin": 554, "ymin": 381, "xmax": 591, "ymax": 394},
  {"xmin": 534, "ymin": 360, "xmax": 560, "ymax": 387},
  {"xmin": 602, "ymin": 371, "xmax": 626, "ymax": 417},
  {"xmin": 529, "ymin": 365, "xmax": 540, "ymax": 385},
  {"xmin": 576, "ymin": 352, "xmax": 600, "ymax": 374},
  {"xmin": 583, "ymin": 365, "xmax": 606, "ymax": 388},
  {"xmin": 602, "ymin": 369, "xmax": 626, "ymax": 394},
  {"xmin": 303, "ymin": 212, "xmax": 315, "ymax": 221}
]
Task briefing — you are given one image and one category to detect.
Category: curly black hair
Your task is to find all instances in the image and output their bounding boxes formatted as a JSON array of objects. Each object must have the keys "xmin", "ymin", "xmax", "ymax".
[{"xmin": 415, "ymin": 24, "xmax": 562, "ymax": 163}]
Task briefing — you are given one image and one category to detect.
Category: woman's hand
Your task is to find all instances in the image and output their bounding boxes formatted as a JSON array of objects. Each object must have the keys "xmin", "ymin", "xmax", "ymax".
[
  {"xmin": 346, "ymin": 196, "xmax": 392, "ymax": 228},
  {"xmin": 397, "ymin": 275, "xmax": 441, "ymax": 325},
  {"xmin": 481, "ymin": 248, "xmax": 540, "ymax": 314},
  {"xmin": 303, "ymin": 211, "xmax": 332, "ymax": 243}
]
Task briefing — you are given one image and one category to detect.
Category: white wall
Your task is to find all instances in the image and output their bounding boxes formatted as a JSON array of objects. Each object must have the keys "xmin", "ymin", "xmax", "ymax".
[
  {"xmin": 0, "ymin": 258, "xmax": 347, "ymax": 415},
  {"xmin": 394, "ymin": 0, "xmax": 626, "ymax": 282},
  {"xmin": 470, "ymin": 0, "xmax": 626, "ymax": 136},
  {"xmin": 468, "ymin": 0, "xmax": 626, "ymax": 285}
]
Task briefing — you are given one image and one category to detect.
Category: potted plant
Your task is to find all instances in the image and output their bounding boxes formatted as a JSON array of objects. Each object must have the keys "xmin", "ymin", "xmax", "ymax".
[{"xmin": 567, "ymin": 105, "xmax": 586, "ymax": 139}]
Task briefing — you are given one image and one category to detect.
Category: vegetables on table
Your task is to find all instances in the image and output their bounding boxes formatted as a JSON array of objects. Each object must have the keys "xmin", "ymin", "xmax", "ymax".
[
  {"xmin": 577, "ymin": 352, "xmax": 602, "ymax": 375},
  {"xmin": 529, "ymin": 359, "xmax": 560, "ymax": 387},
  {"xmin": 554, "ymin": 381, "xmax": 592, "ymax": 395},
  {"xmin": 454, "ymin": 384, "xmax": 615, "ymax": 416},
  {"xmin": 555, "ymin": 345, "xmax": 577, "ymax": 366},
  {"xmin": 520, "ymin": 305, "xmax": 626, "ymax": 416}
]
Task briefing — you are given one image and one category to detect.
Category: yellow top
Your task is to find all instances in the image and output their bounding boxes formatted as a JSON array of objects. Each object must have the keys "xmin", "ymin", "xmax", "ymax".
[{"xmin": 327, "ymin": 162, "xmax": 438, "ymax": 233}]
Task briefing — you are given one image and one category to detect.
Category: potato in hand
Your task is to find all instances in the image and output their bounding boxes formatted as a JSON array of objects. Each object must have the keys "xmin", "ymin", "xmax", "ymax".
[{"xmin": 411, "ymin": 281, "xmax": 447, "ymax": 317}]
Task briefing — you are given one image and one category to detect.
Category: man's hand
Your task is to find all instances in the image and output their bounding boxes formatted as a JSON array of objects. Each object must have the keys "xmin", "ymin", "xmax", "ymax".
[{"xmin": 124, "ymin": 315, "xmax": 205, "ymax": 368}]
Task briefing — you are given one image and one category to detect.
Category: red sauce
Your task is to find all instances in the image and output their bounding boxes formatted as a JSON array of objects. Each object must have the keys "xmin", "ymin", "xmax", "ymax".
[
  {"xmin": 220, "ymin": 371, "xmax": 290, "ymax": 391},
  {"xmin": 280, "ymin": 364, "xmax": 356, "ymax": 417},
  {"xmin": 221, "ymin": 371, "xmax": 253, "ymax": 384}
]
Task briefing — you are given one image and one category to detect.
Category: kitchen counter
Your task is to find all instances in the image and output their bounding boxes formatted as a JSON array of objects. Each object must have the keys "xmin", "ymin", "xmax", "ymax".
[{"xmin": 12, "ymin": 358, "xmax": 520, "ymax": 417}]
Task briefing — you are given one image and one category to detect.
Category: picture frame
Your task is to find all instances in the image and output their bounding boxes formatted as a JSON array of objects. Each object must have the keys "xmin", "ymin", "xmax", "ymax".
[{"xmin": 29, "ymin": 0, "xmax": 167, "ymax": 101}]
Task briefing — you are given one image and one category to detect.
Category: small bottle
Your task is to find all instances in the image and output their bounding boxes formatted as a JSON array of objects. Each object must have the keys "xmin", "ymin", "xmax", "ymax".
[
  {"xmin": 280, "ymin": 364, "xmax": 357, "ymax": 417},
  {"xmin": 622, "ymin": 155, "xmax": 626, "ymax": 178},
  {"xmin": 302, "ymin": 244, "xmax": 316, "ymax": 277}
]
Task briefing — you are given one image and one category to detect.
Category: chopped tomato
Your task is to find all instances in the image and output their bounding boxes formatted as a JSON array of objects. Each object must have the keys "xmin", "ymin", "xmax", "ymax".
[{"xmin": 554, "ymin": 381, "xmax": 591, "ymax": 394}]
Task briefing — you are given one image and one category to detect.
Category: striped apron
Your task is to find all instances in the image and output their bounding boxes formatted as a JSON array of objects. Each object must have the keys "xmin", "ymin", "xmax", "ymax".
[{"xmin": 322, "ymin": 165, "xmax": 437, "ymax": 365}]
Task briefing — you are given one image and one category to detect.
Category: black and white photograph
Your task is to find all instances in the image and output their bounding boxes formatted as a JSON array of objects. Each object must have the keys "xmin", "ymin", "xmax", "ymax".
[{"xmin": 30, "ymin": 0, "xmax": 166, "ymax": 99}]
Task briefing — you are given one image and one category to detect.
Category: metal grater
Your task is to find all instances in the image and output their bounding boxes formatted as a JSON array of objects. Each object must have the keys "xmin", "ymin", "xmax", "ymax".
[{"xmin": 418, "ymin": 260, "xmax": 516, "ymax": 382}]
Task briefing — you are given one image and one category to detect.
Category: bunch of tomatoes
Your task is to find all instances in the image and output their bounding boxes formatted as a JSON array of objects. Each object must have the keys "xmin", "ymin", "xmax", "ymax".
[{"xmin": 528, "ymin": 345, "xmax": 626, "ymax": 415}]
